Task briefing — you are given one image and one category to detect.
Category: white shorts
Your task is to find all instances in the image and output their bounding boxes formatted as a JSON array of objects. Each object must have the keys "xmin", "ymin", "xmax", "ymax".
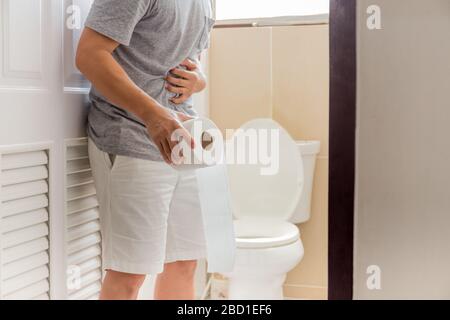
[{"xmin": 88, "ymin": 139, "xmax": 206, "ymax": 275}]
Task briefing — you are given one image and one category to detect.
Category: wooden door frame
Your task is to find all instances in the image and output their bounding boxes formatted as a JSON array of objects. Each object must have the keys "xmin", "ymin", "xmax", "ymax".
[{"xmin": 328, "ymin": 0, "xmax": 357, "ymax": 300}]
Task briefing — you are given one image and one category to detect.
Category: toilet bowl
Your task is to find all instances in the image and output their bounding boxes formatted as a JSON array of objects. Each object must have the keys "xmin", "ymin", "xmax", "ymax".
[{"xmin": 225, "ymin": 119, "xmax": 320, "ymax": 300}]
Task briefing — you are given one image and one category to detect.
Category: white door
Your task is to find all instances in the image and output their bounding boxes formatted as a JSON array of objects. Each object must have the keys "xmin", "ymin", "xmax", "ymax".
[
  {"xmin": 0, "ymin": 0, "xmax": 211, "ymax": 300},
  {"xmin": 0, "ymin": 0, "xmax": 101, "ymax": 300}
]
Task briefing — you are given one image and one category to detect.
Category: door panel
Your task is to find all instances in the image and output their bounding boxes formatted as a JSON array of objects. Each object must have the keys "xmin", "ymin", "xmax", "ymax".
[
  {"xmin": 0, "ymin": 0, "xmax": 50, "ymax": 89},
  {"xmin": 65, "ymin": 138, "xmax": 102, "ymax": 300},
  {"xmin": 0, "ymin": 0, "xmax": 54, "ymax": 145},
  {"xmin": 0, "ymin": 145, "xmax": 51, "ymax": 300}
]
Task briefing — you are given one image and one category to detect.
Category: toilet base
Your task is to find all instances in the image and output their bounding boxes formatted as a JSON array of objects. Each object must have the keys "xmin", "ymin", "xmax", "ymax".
[
  {"xmin": 228, "ymin": 274, "xmax": 287, "ymax": 300},
  {"xmin": 224, "ymin": 239, "xmax": 304, "ymax": 300}
]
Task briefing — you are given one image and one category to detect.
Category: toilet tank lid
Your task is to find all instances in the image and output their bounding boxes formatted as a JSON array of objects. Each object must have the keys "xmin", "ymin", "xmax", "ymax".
[
  {"xmin": 297, "ymin": 140, "xmax": 321, "ymax": 156},
  {"xmin": 227, "ymin": 119, "xmax": 304, "ymax": 221}
]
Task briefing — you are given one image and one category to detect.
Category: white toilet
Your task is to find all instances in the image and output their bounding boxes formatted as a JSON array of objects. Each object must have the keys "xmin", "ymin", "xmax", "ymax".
[{"xmin": 225, "ymin": 119, "xmax": 320, "ymax": 300}]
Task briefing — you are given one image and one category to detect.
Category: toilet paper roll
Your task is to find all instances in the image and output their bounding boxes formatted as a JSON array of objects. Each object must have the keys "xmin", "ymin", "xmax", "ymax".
[
  {"xmin": 171, "ymin": 118, "xmax": 224, "ymax": 171},
  {"xmin": 172, "ymin": 118, "xmax": 235, "ymax": 273}
]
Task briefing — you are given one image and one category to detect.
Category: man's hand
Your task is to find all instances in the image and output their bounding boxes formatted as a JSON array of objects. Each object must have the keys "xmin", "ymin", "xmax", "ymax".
[
  {"xmin": 165, "ymin": 59, "xmax": 207, "ymax": 105},
  {"xmin": 143, "ymin": 108, "xmax": 194, "ymax": 165}
]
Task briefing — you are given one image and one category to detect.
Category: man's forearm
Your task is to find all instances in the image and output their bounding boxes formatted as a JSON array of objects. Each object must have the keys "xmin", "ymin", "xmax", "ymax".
[{"xmin": 76, "ymin": 48, "xmax": 161, "ymax": 123}]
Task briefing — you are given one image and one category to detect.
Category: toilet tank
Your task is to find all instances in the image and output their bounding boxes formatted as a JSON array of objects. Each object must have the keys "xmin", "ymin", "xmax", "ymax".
[{"xmin": 290, "ymin": 141, "xmax": 321, "ymax": 224}]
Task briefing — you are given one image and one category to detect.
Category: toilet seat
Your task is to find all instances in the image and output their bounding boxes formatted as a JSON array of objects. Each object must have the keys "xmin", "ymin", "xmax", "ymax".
[{"xmin": 234, "ymin": 218, "xmax": 300, "ymax": 249}]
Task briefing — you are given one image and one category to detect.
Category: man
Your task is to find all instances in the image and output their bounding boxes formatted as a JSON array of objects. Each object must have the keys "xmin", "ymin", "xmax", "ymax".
[{"xmin": 76, "ymin": 0, "xmax": 215, "ymax": 300}]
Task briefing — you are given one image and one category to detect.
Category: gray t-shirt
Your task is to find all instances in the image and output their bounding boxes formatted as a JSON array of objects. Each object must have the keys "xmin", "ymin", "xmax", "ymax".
[{"xmin": 85, "ymin": 0, "xmax": 215, "ymax": 161}]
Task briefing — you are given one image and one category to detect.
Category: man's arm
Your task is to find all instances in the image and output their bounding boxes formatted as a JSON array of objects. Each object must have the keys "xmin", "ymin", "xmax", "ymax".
[{"xmin": 76, "ymin": 27, "xmax": 193, "ymax": 164}]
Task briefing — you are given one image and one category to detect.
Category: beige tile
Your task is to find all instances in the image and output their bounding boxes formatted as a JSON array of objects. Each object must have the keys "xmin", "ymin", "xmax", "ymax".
[
  {"xmin": 209, "ymin": 27, "xmax": 273, "ymax": 132},
  {"xmin": 272, "ymin": 25, "xmax": 329, "ymax": 157},
  {"xmin": 285, "ymin": 158, "xmax": 328, "ymax": 287},
  {"xmin": 284, "ymin": 285, "xmax": 328, "ymax": 300}
]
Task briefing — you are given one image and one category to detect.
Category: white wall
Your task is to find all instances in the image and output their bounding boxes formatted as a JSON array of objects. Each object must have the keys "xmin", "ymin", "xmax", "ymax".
[{"xmin": 355, "ymin": 0, "xmax": 450, "ymax": 299}]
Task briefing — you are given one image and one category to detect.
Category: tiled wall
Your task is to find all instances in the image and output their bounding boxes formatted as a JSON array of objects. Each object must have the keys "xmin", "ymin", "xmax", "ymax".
[
  {"xmin": 209, "ymin": 24, "xmax": 329, "ymax": 300},
  {"xmin": 209, "ymin": 27, "xmax": 274, "ymax": 130}
]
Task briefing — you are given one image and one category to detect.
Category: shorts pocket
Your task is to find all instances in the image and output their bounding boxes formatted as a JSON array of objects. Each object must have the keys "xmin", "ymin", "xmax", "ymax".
[
  {"xmin": 197, "ymin": 16, "xmax": 216, "ymax": 51},
  {"xmin": 104, "ymin": 151, "xmax": 119, "ymax": 171}
]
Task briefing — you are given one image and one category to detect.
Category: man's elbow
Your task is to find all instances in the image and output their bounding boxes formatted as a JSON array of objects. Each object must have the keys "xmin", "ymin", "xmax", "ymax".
[
  {"xmin": 75, "ymin": 48, "xmax": 88, "ymax": 74},
  {"xmin": 75, "ymin": 44, "xmax": 92, "ymax": 75}
]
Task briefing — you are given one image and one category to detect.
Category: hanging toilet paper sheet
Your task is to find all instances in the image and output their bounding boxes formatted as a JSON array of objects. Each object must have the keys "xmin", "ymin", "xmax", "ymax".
[{"xmin": 173, "ymin": 118, "xmax": 235, "ymax": 273}]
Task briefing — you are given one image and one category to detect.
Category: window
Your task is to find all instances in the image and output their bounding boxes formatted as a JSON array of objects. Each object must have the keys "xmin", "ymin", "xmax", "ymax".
[{"xmin": 215, "ymin": 0, "xmax": 329, "ymax": 21}]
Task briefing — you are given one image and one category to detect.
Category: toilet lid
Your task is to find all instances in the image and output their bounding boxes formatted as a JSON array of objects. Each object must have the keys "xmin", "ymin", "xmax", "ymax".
[{"xmin": 227, "ymin": 119, "xmax": 304, "ymax": 220}]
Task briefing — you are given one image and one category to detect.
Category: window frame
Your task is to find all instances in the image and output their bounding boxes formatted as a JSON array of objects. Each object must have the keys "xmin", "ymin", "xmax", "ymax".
[{"xmin": 212, "ymin": 0, "xmax": 330, "ymax": 28}]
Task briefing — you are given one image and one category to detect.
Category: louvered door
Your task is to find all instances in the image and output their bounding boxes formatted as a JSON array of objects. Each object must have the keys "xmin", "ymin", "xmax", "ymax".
[
  {"xmin": 65, "ymin": 138, "xmax": 102, "ymax": 300},
  {"xmin": 0, "ymin": 145, "xmax": 51, "ymax": 300}
]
